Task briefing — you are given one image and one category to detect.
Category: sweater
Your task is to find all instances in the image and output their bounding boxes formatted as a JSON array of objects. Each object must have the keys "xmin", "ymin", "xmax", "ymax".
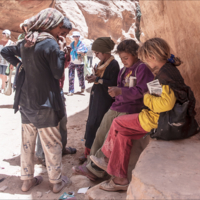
[{"xmin": 110, "ymin": 61, "xmax": 154, "ymax": 114}]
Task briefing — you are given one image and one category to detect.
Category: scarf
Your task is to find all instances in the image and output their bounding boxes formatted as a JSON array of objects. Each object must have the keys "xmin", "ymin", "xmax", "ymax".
[
  {"xmin": 95, "ymin": 55, "xmax": 114, "ymax": 78},
  {"xmin": 20, "ymin": 8, "xmax": 64, "ymax": 47},
  {"xmin": 156, "ymin": 62, "xmax": 196, "ymax": 117},
  {"xmin": 70, "ymin": 40, "xmax": 88, "ymax": 61}
]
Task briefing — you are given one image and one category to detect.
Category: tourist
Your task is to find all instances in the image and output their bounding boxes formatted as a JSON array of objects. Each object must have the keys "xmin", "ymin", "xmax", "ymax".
[
  {"xmin": 0, "ymin": 29, "xmax": 14, "ymax": 93},
  {"xmin": 90, "ymin": 38, "xmax": 198, "ymax": 191},
  {"xmin": 87, "ymin": 42, "xmax": 93, "ymax": 68},
  {"xmin": 68, "ymin": 31, "xmax": 87, "ymax": 96},
  {"xmin": 78, "ymin": 37, "xmax": 120, "ymax": 163},
  {"xmin": 73, "ymin": 39, "xmax": 154, "ymax": 181},
  {"xmin": 1, "ymin": 8, "xmax": 72, "ymax": 193}
]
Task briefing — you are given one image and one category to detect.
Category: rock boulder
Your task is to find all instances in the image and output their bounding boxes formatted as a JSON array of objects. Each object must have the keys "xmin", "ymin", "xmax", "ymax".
[
  {"xmin": 140, "ymin": 1, "xmax": 200, "ymax": 123},
  {"xmin": 127, "ymin": 134, "xmax": 200, "ymax": 199}
]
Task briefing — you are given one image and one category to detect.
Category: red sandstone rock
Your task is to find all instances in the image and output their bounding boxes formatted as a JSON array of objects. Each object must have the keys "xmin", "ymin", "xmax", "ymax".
[
  {"xmin": 0, "ymin": 0, "xmax": 137, "ymax": 43},
  {"xmin": 140, "ymin": 1, "xmax": 200, "ymax": 123},
  {"xmin": 0, "ymin": 0, "xmax": 55, "ymax": 40}
]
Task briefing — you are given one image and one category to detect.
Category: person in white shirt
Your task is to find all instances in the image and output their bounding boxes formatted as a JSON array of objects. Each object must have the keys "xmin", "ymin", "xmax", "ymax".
[
  {"xmin": 68, "ymin": 31, "xmax": 88, "ymax": 96},
  {"xmin": 87, "ymin": 43, "xmax": 93, "ymax": 68},
  {"xmin": 0, "ymin": 29, "xmax": 14, "ymax": 93}
]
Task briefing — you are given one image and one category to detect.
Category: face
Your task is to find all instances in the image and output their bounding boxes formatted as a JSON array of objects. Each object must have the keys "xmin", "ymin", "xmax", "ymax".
[
  {"xmin": 60, "ymin": 29, "xmax": 71, "ymax": 38},
  {"xmin": 145, "ymin": 56, "xmax": 157, "ymax": 69},
  {"xmin": 48, "ymin": 22, "xmax": 70, "ymax": 40},
  {"xmin": 2, "ymin": 33, "xmax": 7, "ymax": 40},
  {"xmin": 94, "ymin": 51, "xmax": 106, "ymax": 62},
  {"xmin": 119, "ymin": 52, "xmax": 138, "ymax": 68},
  {"xmin": 73, "ymin": 36, "xmax": 80, "ymax": 42}
]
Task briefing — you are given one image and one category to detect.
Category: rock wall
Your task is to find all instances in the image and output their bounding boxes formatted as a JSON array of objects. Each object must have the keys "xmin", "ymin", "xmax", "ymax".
[
  {"xmin": 0, "ymin": 0, "xmax": 55, "ymax": 40},
  {"xmin": 0, "ymin": 0, "xmax": 138, "ymax": 43},
  {"xmin": 55, "ymin": 0, "xmax": 137, "ymax": 43},
  {"xmin": 139, "ymin": 1, "xmax": 200, "ymax": 123},
  {"xmin": 127, "ymin": 134, "xmax": 200, "ymax": 199}
]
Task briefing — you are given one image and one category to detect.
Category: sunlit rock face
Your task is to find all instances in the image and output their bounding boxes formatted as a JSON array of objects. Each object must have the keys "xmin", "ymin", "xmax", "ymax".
[
  {"xmin": 55, "ymin": 0, "xmax": 137, "ymax": 43},
  {"xmin": 0, "ymin": 0, "xmax": 138, "ymax": 43},
  {"xmin": 0, "ymin": 0, "xmax": 55, "ymax": 39},
  {"xmin": 140, "ymin": 1, "xmax": 200, "ymax": 123}
]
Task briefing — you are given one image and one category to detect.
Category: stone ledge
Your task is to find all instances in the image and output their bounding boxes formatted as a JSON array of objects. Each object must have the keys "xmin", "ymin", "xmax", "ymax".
[
  {"xmin": 127, "ymin": 134, "xmax": 200, "ymax": 199},
  {"xmin": 86, "ymin": 184, "xmax": 127, "ymax": 200}
]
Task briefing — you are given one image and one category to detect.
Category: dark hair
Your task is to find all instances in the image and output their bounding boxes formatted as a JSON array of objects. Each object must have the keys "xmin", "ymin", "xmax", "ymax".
[
  {"xmin": 62, "ymin": 17, "xmax": 72, "ymax": 30},
  {"xmin": 115, "ymin": 39, "xmax": 139, "ymax": 57}
]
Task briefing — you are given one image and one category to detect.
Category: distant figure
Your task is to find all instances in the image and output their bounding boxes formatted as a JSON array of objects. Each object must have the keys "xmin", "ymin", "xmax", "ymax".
[
  {"xmin": 68, "ymin": 31, "xmax": 88, "ymax": 96},
  {"xmin": 87, "ymin": 43, "xmax": 93, "ymax": 68},
  {"xmin": 0, "ymin": 29, "xmax": 14, "ymax": 93}
]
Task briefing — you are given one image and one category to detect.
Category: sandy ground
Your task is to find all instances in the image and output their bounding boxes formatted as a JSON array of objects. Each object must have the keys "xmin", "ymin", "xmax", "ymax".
[{"xmin": 0, "ymin": 68, "xmax": 100, "ymax": 200}]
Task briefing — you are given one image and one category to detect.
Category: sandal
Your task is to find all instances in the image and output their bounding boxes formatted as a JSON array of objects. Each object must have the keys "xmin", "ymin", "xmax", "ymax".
[
  {"xmin": 79, "ymin": 154, "xmax": 87, "ymax": 164},
  {"xmin": 63, "ymin": 147, "xmax": 77, "ymax": 156},
  {"xmin": 72, "ymin": 164, "xmax": 97, "ymax": 181},
  {"xmin": 99, "ymin": 179, "xmax": 129, "ymax": 192},
  {"xmin": 90, "ymin": 155, "xmax": 107, "ymax": 171},
  {"xmin": 21, "ymin": 176, "xmax": 43, "ymax": 192},
  {"xmin": 34, "ymin": 176, "xmax": 43, "ymax": 186},
  {"xmin": 53, "ymin": 176, "xmax": 72, "ymax": 194},
  {"xmin": 62, "ymin": 176, "xmax": 72, "ymax": 188}
]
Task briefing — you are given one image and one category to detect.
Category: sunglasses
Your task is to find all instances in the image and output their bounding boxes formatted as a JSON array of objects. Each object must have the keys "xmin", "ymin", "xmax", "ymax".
[
  {"xmin": 2, "ymin": 33, "xmax": 5, "ymax": 35},
  {"xmin": 73, "ymin": 36, "xmax": 80, "ymax": 38}
]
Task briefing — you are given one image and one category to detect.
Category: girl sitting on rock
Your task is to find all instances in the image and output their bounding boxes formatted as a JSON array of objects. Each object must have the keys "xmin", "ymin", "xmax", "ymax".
[{"xmin": 90, "ymin": 38, "xmax": 197, "ymax": 192}]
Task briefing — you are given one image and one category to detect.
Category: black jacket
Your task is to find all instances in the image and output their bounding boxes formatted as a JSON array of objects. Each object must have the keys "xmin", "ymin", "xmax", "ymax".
[{"xmin": 1, "ymin": 38, "xmax": 65, "ymax": 127}]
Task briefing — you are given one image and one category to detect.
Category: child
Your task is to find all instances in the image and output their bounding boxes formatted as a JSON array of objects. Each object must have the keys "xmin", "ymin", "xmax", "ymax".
[
  {"xmin": 90, "ymin": 38, "xmax": 197, "ymax": 192},
  {"xmin": 73, "ymin": 39, "xmax": 154, "ymax": 181}
]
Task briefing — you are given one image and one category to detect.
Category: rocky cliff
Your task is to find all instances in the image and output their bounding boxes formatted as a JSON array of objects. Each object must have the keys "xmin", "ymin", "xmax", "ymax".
[
  {"xmin": 55, "ymin": 0, "xmax": 137, "ymax": 43},
  {"xmin": 0, "ymin": 0, "xmax": 138, "ymax": 43},
  {"xmin": 139, "ymin": 1, "xmax": 200, "ymax": 123},
  {"xmin": 0, "ymin": 0, "xmax": 55, "ymax": 39}
]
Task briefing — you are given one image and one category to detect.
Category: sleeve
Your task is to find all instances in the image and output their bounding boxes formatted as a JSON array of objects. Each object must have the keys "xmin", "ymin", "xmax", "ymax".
[
  {"xmin": 44, "ymin": 40, "xmax": 65, "ymax": 80},
  {"xmin": 118, "ymin": 64, "xmax": 154, "ymax": 102},
  {"xmin": 100, "ymin": 62, "xmax": 120, "ymax": 87},
  {"xmin": 144, "ymin": 85, "xmax": 176, "ymax": 113},
  {"xmin": 64, "ymin": 54, "xmax": 71, "ymax": 68},
  {"xmin": 1, "ymin": 42, "xmax": 22, "ymax": 66}
]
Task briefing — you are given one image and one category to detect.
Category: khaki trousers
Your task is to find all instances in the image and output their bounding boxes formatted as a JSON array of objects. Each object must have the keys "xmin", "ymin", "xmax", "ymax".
[
  {"xmin": 21, "ymin": 123, "xmax": 62, "ymax": 184},
  {"xmin": 86, "ymin": 109, "xmax": 127, "ymax": 178}
]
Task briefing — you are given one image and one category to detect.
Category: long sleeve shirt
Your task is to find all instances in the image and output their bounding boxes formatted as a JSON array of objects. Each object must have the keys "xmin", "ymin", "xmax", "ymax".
[
  {"xmin": 139, "ymin": 85, "xmax": 176, "ymax": 132},
  {"xmin": 1, "ymin": 38, "xmax": 66, "ymax": 126},
  {"xmin": 110, "ymin": 61, "xmax": 154, "ymax": 114}
]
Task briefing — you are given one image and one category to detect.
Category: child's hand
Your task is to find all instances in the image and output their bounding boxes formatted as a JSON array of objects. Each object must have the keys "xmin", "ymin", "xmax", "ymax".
[
  {"xmin": 87, "ymin": 75, "xmax": 97, "ymax": 83},
  {"xmin": 108, "ymin": 87, "xmax": 122, "ymax": 97},
  {"xmin": 58, "ymin": 36, "xmax": 66, "ymax": 51}
]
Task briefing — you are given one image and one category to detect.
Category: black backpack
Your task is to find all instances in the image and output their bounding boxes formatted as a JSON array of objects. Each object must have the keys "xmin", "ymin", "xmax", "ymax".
[{"xmin": 148, "ymin": 101, "xmax": 200, "ymax": 140}]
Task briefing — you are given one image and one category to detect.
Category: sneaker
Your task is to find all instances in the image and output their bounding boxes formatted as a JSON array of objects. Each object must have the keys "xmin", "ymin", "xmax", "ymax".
[
  {"xmin": 81, "ymin": 89, "xmax": 85, "ymax": 93},
  {"xmin": 67, "ymin": 92, "xmax": 74, "ymax": 96}
]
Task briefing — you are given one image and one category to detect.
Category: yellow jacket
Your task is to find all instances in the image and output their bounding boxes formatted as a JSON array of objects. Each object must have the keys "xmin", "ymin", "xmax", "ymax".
[{"xmin": 139, "ymin": 85, "xmax": 176, "ymax": 132}]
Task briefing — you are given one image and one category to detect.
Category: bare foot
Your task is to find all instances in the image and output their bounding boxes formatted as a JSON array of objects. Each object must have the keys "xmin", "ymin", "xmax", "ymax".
[
  {"xmin": 21, "ymin": 176, "xmax": 43, "ymax": 192},
  {"xmin": 53, "ymin": 176, "xmax": 71, "ymax": 193},
  {"xmin": 113, "ymin": 177, "xmax": 129, "ymax": 186},
  {"xmin": 72, "ymin": 163, "xmax": 97, "ymax": 181}
]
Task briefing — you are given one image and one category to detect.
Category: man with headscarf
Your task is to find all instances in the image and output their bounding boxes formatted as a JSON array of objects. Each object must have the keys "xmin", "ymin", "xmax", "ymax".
[
  {"xmin": 77, "ymin": 37, "xmax": 120, "ymax": 164},
  {"xmin": 1, "ymin": 8, "xmax": 72, "ymax": 193}
]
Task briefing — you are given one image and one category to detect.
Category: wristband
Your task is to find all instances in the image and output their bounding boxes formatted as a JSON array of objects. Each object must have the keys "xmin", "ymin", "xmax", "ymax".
[{"xmin": 95, "ymin": 77, "xmax": 100, "ymax": 83}]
